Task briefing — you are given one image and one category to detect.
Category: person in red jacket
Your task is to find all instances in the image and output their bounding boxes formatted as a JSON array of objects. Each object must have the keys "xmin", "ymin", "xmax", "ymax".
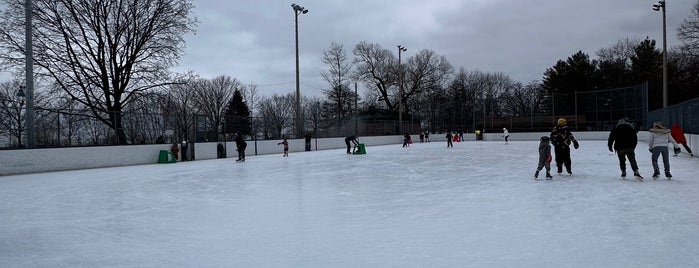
[{"xmin": 670, "ymin": 123, "xmax": 693, "ymax": 156}]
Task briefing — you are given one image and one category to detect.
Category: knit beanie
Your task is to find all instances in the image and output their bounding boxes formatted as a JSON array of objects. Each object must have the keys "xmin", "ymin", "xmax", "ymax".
[{"xmin": 557, "ymin": 118, "xmax": 567, "ymax": 125}]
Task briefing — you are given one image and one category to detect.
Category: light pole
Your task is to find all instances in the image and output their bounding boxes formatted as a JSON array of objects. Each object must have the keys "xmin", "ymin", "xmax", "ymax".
[
  {"xmin": 653, "ymin": 0, "xmax": 667, "ymax": 108},
  {"xmin": 24, "ymin": 0, "xmax": 35, "ymax": 148},
  {"xmin": 292, "ymin": 3, "xmax": 308, "ymax": 138},
  {"xmin": 397, "ymin": 45, "xmax": 407, "ymax": 134}
]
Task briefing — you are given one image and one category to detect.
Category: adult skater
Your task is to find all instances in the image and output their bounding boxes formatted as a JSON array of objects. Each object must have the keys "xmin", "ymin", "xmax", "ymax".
[
  {"xmin": 550, "ymin": 118, "xmax": 579, "ymax": 175},
  {"xmin": 502, "ymin": 128, "xmax": 510, "ymax": 144},
  {"xmin": 345, "ymin": 135, "xmax": 359, "ymax": 154},
  {"xmin": 234, "ymin": 132, "xmax": 247, "ymax": 162},
  {"xmin": 670, "ymin": 123, "xmax": 693, "ymax": 156},
  {"xmin": 649, "ymin": 121, "xmax": 679, "ymax": 179},
  {"xmin": 446, "ymin": 131, "xmax": 453, "ymax": 148},
  {"xmin": 304, "ymin": 132, "xmax": 312, "ymax": 151},
  {"xmin": 608, "ymin": 118, "xmax": 643, "ymax": 180}
]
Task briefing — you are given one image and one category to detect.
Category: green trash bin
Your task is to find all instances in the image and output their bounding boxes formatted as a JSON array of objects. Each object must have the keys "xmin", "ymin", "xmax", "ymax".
[
  {"xmin": 352, "ymin": 143, "xmax": 366, "ymax": 154},
  {"xmin": 158, "ymin": 150, "xmax": 176, "ymax": 163}
]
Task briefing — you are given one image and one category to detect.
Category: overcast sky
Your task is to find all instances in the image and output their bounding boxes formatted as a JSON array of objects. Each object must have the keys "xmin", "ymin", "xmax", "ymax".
[{"xmin": 2, "ymin": 0, "xmax": 695, "ymax": 97}]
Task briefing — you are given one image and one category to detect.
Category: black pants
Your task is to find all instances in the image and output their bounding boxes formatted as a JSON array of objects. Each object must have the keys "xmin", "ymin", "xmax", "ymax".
[
  {"xmin": 615, "ymin": 148, "xmax": 639, "ymax": 173},
  {"xmin": 345, "ymin": 140, "xmax": 351, "ymax": 154},
  {"xmin": 554, "ymin": 145, "xmax": 571, "ymax": 173},
  {"xmin": 237, "ymin": 144, "xmax": 247, "ymax": 160}
]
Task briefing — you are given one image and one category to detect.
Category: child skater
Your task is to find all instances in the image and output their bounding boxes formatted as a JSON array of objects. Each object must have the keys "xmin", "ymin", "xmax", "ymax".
[
  {"xmin": 534, "ymin": 136, "xmax": 553, "ymax": 180},
  {"xmin": 278, "ymin": 137, "xmax": 289, "ymax": 157}
]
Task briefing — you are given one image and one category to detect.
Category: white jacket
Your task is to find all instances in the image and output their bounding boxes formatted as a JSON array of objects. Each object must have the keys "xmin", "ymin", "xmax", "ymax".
[{"xmin": 648, "ymin": 128, "xmax": 678, "ymax": 149}]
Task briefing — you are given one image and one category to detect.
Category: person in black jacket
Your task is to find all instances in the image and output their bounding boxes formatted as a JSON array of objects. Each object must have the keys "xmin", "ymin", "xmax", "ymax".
[
  {"xmin": 608, "ymin": 118, "xmax": 643, "ymax": 180},
  {"xmin": 550, "ymin": 118, "xmax": 579, "ymax": 175},
  {"xmin": 345, "ymin": 135, "xmax": 358, "ymax": 154},
  {"xmin": 234, "ymin": 132, "xmax": 247, "ymax": 162}
]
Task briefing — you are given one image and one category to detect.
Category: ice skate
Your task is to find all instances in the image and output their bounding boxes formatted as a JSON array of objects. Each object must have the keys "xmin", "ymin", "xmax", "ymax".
[
  {"xmin": 545, "ymin": 172, "xmax": 553, "ymax": 180},
  {"xmin": 665, "ymin": 171, "xmax": 672, "ymax": 180},
  {"xmin": 620, "ymin": 170, "xmax": 626, "ymax": 178},
  {"xmin": 633, "ymin": 171, "xmax": 643, "ymax": 182},
  {"xmin": 534, "ymin": 170, "xmax": 539, "ymax": 179},
  {"xmin": 652, "ymin": 169, "xmax": 660, "ymax": 180}
]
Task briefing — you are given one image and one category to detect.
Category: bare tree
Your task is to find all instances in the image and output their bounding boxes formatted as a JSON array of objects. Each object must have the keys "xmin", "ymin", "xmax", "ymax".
[
  {"xmin": 193, "ymin": 75, "xmax": 240, "ymax": 140},
  {"xmin": 0, "ymin": 0, "xmax": 197, "ymax": 144},
  {"xmin": 321, "ymin": 42, "xmax": 355, "ymax": 127},
  {"xmin": 678, "ymin": 1, "xmax": 699, "ymax": 54},
  {"xmin": 353, "ymin": 42, "xmax": 398, "ymax": 111},
  {"xmin": 258, "ymin": 93, "xmax": 294, "ymax": 139}
]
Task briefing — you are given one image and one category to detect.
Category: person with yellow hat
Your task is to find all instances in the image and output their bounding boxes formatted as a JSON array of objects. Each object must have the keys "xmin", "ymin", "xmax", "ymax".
[{"xmin": 550, "ymin": 118, "xmax": 579, "ymax": 175}]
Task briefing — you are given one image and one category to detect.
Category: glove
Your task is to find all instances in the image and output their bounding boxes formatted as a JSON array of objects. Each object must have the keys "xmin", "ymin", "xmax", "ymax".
[
  {"xmin": 546, "ymin": 155, "xmax": 552, "ymax": 163},
  {"xmin": 573, "ymin": 140, "xmax": 579, "ymax": 149},
  {"xmin": 608, "ymin": 147, "xmax": 613, "ymax": 153}
]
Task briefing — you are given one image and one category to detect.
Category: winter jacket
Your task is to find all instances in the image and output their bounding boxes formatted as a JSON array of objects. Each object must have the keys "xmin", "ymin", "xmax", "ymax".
[
  {"xmin": 649, "ymin": 126, "xmax": 678, "ymax": 150},
  {"xmin": 608, "ymin": 120, "xmax": 637, "ymax": 151},
  {"xmin": 538, "ymin": 140, "xmax": 551, "ymax": 163},
  {"xmin": 670, "ymin": 123, "xmax": 687, "ymax": 144},
  {"xmin": 550, "ymin": 125, "xmax": 578, "ymax": 149}
]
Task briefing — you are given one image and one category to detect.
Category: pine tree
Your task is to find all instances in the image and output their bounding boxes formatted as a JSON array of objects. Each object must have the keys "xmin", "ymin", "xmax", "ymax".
[{"xmin": 224, "ymin": 90, "xmax": 251, "ymax": 136}]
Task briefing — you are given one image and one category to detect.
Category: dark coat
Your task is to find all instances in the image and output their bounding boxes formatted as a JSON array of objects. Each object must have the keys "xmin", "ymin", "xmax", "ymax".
[
  {"xmin": 550, "ymin": 125, "xmax": 577, "ymax": 148},
  {"xmin": 608, "ymin": 121, "xmax": 638, "ymax": 151}
]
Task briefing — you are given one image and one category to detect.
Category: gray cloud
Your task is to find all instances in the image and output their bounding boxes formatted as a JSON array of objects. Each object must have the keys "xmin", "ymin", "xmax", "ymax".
[{"xmin": 168, "ymin": 1, "xmax": 697, "ymax": 96}]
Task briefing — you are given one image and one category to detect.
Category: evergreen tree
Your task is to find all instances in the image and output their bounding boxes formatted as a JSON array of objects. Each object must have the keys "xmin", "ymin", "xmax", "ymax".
[{"xmin": 224, "ymin": 90, "xmax": 251, "ymax": 137}]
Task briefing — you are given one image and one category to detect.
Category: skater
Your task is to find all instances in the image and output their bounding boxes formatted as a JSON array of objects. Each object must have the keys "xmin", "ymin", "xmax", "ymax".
[
  {"xmin": 607, "ymin": 118, "xmax": 643, "ymax": 180},
  {"xmin": 419, "ymin": 132, "xmax": 425, "ymax": 143},
  {"xmin": 424, "ymin": 131, "xmax": 430, "ymax": 143},
  {"xmin": 278, "ymin": 137, "xmax": 289, "ymax": 157},
  {"xmin": 304, "ymin": 132, "xmax": 312, "ymax": 151},
  {"xmin": 171, "ymin": 143, "xmax": 179, "ymax": 161},
  {"xmin": 402, "ymin": 133, "xmax": 411, "ymax": 147},
  {"xmin": 458, "ymin": 128, "xmax": 464, "ymax": 142},
  {"xmin": 649, "ymin": 121, "xmax": 679, "ymax": 179},
  {"xmin": 534, "ymin": 136, "xmax": 553, "ymax": 180},
  {"xmin": 502, "ymin": 128, "xmax": 510, "ymax": 144},
  {"xmin": 670, "ymin": 123, "xmax": 693, "ymax": 156},
  {"xmin": 345, "ymin": 135, "xmax": 359, "ymax": 154},
  {"xmin": 234, "ymin": 132, "xmax": 247, "ymax": 162},
  {"xmin": 550, "ymin": 118, "xmax": 579, "ymax": 175},
  {"xmin": 446, "ymin": 131, "xmax": 453, "ymax": 147}
]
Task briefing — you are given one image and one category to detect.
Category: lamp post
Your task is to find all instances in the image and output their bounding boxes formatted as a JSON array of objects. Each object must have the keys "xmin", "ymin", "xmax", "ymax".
[
  {"xmin": 653, "ymin": 0, "xmax": 667, "ymax": 108},
  {"xmin": 397, "ymin": 45, "xmax": 407, "ymax": 134},
  {"xmin": 24, "ymin": 0, "xmax": 35, "ymax": 148},
  {"xmin": 292, "ymin": 3, "xmax": 308, "ymax": 138}
]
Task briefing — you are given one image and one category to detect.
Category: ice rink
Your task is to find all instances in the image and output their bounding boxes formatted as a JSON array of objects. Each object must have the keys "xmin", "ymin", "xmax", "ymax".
[{"xmin": 1, "ymin": 140, "xmax": 698, "ymax": 267}]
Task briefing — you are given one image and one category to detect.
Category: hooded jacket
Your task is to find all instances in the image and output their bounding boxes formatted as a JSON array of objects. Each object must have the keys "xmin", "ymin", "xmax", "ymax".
[
  {"xmin": 649, "ymin": 122, "xmax": 678, "ymax": 150},
  {"xmin": 608, "ymin": 119, "xmax": 637, "ymax": 151}
]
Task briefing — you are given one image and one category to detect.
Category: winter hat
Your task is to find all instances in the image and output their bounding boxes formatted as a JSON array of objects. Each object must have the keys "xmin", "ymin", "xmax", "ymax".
[
  {"xmin": 557, "ymin": 118, "xmax": 567, "ymax": 125},
  {"xmin": 618, "ymin": 117, "xmax": 629, "ymax": 124},
  {"xmin": 653, "ymin": 121, "xmax": 665, "ymax": 129},
  {"xmin": 540, "ymin": 136, "xmax": 550, "ymax": 142}
]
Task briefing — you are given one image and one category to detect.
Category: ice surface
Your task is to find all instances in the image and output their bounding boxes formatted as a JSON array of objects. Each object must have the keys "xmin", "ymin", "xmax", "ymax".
[{"xmin": 1, "ymin": 140, "xmax": 698, "ymax": 267}]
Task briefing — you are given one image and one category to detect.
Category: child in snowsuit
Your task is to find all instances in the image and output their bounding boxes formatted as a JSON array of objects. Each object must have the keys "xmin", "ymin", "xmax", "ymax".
[
  {"xmin": 535, "ymin": 136, "xmax": 553, "ymax": 179},
  {"xmin": 649, "ymin": 121, "xmax": 679, "ymax": 179},
  {"xmin": 278, "ymin": 138, "xmax": 289, "ymax": 157},
  {"xmin": 550, "ymin": 118, "xmax": 579, "ymax": 175},
  {"xmin": 670, "ymin": 123, "xmax": 693, "ymax": 156},
  {"xmin": 402, "ymin": 133, "xmax": 411, "ymax": 147}
]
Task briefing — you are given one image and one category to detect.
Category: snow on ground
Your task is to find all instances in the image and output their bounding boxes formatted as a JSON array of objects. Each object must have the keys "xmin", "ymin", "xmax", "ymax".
[{"xmin": 1, "ymin": 140, "xmax": 698, "ymax": 267}]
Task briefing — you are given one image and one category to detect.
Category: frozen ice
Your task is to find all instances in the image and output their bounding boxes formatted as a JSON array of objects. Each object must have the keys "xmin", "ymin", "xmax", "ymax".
[{"xmin": 1, "ymin": 140, "xmax": 698, "ymax": 267}]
